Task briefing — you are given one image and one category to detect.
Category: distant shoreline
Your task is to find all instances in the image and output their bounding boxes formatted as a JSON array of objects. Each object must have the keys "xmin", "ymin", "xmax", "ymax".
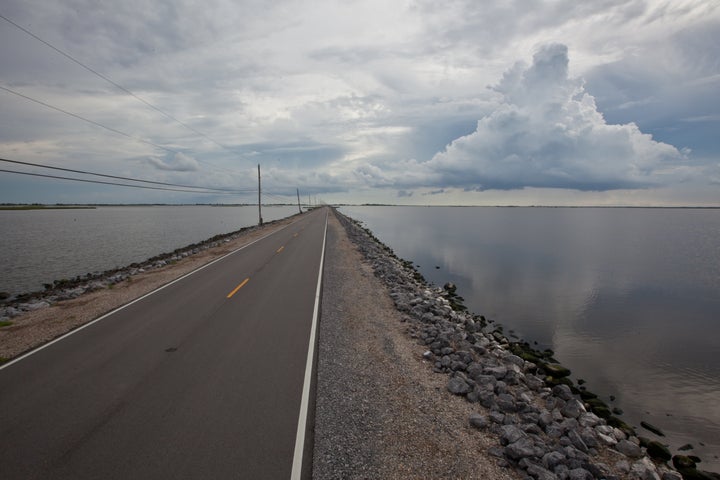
[{"xmin": 0, "ymin": 205, "xmax": 96, "ymax": 210}]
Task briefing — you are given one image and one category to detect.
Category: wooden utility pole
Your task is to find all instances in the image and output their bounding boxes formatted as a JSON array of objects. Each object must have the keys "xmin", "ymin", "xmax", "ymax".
[
  {"xmin": 296, "ymin": 188, "xmax": 302, "ymax": 214},
  {"xmin": 257, "ymin": 164, "xmax": 263, "ymax": 225}
]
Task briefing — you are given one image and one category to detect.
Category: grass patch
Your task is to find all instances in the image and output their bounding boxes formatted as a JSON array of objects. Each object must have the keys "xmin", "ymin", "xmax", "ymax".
[{"xmin": 0, "ymin": 320, "xmax": 12, "ymax": 328}]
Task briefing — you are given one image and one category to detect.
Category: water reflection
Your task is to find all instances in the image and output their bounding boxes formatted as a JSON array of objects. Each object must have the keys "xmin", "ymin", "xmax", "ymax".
[{"xmin": 342, "ymin": 206, "xmax": 720, "ymax": 470}]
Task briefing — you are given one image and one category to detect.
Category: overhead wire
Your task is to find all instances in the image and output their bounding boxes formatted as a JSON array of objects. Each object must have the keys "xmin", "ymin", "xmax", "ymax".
[
  {"xmin": 0, "ymin": 84, "xmax": 243, "ymax": 176},
  {"xmin": 0, "ymin": 84, "xmax": 184, "ymax": 156},
  {"xmin": 0, "ymin": 12, "xmax": 236, "ymax": 154},
  {"xmin": 0, "ymin": 158, "xmax": 257, "ymax": 193},
  {"xmin": 0, "ymin": 168, "xmax": 250, "ymax": 195},
  {"xmin": 0, "ymin": 12, "xmax": 306, "ymax": 202}
]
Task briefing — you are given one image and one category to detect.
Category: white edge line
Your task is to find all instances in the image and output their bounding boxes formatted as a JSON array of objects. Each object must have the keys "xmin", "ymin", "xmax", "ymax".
[
  {"xmin": 290, "ymin": 209, "xmax": 328, "ymax": 480},
  {"xmin": 0, "ymin": 216, "xmax": 300, "ymax": 371}
]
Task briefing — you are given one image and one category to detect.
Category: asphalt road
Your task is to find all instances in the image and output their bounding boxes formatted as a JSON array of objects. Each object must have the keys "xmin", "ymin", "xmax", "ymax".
[{"xmin": 0, "ymin": 207, "xmax": 328, "ymax": 479}]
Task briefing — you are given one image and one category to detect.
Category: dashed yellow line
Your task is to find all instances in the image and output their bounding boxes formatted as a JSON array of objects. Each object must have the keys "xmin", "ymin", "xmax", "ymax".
[
  {"xmin": 227, "ymin": 278, "xmax": 250, "ymax": 298},
  {"xmin": 277, "ymin": 246, "xmax": 285, "ymax": 253}
]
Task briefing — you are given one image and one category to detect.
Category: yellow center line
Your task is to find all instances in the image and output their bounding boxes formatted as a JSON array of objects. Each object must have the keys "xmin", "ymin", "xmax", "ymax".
[
  {"xmin": 227, "ymin": 277, "xmax": 250, "ymax": 299},
  {"xmin": 277, "ymin": 246, "xmax": 285, "ymax": 253}
]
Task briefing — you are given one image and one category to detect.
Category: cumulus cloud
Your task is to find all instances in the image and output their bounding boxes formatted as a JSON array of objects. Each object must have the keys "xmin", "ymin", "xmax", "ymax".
[
  {"xmin": 147, "ymin": 152, "xmax": 199, "ymax": 172},
  {"xmin": 425, "ymin": 44, "xmax": 689, "ymax": 191}
]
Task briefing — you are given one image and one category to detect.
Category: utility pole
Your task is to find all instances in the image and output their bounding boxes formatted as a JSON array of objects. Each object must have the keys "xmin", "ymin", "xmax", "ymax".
[
  {"xmin": 257, "ymin": 164, "xmax": 263, "ymax": 226},
  {"xmin": 296, "ymin": 188, "xmax": 302, "ymax": 214}
]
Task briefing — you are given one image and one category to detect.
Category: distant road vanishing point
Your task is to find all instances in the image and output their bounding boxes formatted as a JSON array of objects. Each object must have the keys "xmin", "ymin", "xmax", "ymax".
[{"xmin": 0, "ymin": 207, "xmax": 328, "ymax": 479}]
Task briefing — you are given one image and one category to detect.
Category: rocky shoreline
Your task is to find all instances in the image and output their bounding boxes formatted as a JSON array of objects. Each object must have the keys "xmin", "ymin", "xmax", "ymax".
[
  {"xmin": 334, "ymin": 209, "xmax": 718, "ymax": 480},
  {"xmin": 0, "ymin": 215, "xmax": 297, "ymax": 322}
]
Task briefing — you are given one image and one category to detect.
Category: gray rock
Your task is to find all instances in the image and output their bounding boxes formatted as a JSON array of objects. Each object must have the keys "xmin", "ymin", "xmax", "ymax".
[
  {"xmin": 561, "ymin": 399, "xmax": 586, "ymax": 419},
  {"xmin": 527, "ymin": 464, "xmax": 559, "ymax": 480},
  {"xmin": 520, "ymin": 411, "xmax": 540, "ymax": 425},
  {"xmin": 469, "ymin": 413, "xmax": 488, "ymax": 429},
  {"xmin": 578, "ymin": 412, "xmax": 601, "ymax": 428},
  {"xmin": 450, "ymin": 360, "xmax": 466, "ymax": 371},
  {"xmin": 447, "ymin": 377, "xmax": 471, "ymax": 395},
  {"xmin": 546, "ymin": 423, "xmax": 564, "ymax": 439},
  {"xmin": 505, "ymin": 354, "xmax": 525, "ymax": 367},
  {"xmin": 505, "ymin": 437, "xmax": 537, "ymax": 460},
  {"xmin": 494, "ymin": 381, "xmax": 509, "ymax": 394},
  {"xmin": 466, "ymin": 389, "xmax": 480, "ymax": 403},
  {"xmin": 579, "ymin": 428, "xmax": 599, "ymax": 449},
  {"xmin": 488, "ymin": 411, "xmax": 506, "ymax": 424},
  {"xmin": 584, "ymin": 462, "xmax": 610, "ymax": 478},
  {"xmin": 615, "ymin": 459, "xmax": 631, "ymax": 473},
  {"xmin": 554, "ymin": 464, "xmax": 570, "ymax": 478},
  {"xmin": 485, "ymin": 365, "xmax": 508, "ymax": 380},
  {"xmin": 552, "ymin": 384, "xmax": 574, "ymax": 401},
  {"xmin": 567, "ymin": 468, "xmax": 593, "ymax": 480},
  {"xmin": 500, "ymin": 424, "xmax": 527, "ymax": 445},
  {"xmin": 538, "ymin": 411, "xmax": 554, "ymax": 428},
  {"xmin": 661, "ymin": 472, "xmax": 682, "ymax": 480},
  {"xmin": 466, "ymin": 362, "xmax": 484, "ymax": 378},
  {"xmin": 616, "ymin": 439, "xmax": 642, "ymax": 458},
  {"xmin": 542, "ymin": 451, "xmax": 567, "ymax": 470},
  {"xmin": 478, "ymin": 390, "xmax": 496, "ymax": 408},
  {"xmin": 497, "ymin": 393, "xmax": 519, "ymax": 413},
  {"xmin": 19, "ymin": 301, "xmax": 50, "ymax": 311},
  {"xmin": 525, "ymin": 375, "xmax": 546, "ymax": 391},
  {"xmin": 631, "ymin": 457, "xmax": 661, "ymax": 480},
  {"xmin": 567, "ymin": 430, "xmax": 589, "ymax": 453},
  {"xmin": 559, "ymin": 418, "xmax": 579, "ymax": 433},
  {"xmin": 488, "ymin": 446, "xmax": 505, "ymax": 458},
  {"xmin": 596, "ymin": 432, "xmax": 617, "ymax": 446}
]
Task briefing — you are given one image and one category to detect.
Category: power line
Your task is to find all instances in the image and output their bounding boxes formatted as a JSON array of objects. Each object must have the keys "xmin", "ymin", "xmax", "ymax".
[
  {"xmin": 0, "ymin": 158, "xmax": 256, "ymax": 193},
  {"xmin": 0, "ymin": 168, "xmax": 249, "ymax": 195},
  {"xmin": 0, "ymin": 84, "xmax": 184, "ymax": 156},
  {"xmin": 0, "ymin": 84, "xmax": 240, "ymax": 175},
  {"xmin": 0, "ymin": 12, "xmax": 235, "ymax": 153}
]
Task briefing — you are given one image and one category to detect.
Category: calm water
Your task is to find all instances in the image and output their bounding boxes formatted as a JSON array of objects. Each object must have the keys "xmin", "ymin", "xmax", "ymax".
[
  {"xmin": 0, "ymin": 205, "xmax": 298, "ymax": 296},
  {"xmin": 342, "ymin": 206, "xmax": 720, "ymax": 470}
]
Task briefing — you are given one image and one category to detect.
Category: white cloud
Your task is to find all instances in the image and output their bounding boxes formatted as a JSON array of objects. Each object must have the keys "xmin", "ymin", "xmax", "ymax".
[{"xmin": 424, "ymin": 44, "xmax": 689, "ymax": 191}]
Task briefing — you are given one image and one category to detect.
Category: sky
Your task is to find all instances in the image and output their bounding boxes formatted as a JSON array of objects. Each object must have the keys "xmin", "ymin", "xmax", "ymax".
[{"xmin": 1, "ymin": 0, "xmax": 718, "ymax": 206}]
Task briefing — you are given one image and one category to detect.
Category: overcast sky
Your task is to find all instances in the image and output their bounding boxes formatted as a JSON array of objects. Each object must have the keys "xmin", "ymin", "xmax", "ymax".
[{"xmin": 1, "ymin": 0, "xmax": 718, "ymax": 205}]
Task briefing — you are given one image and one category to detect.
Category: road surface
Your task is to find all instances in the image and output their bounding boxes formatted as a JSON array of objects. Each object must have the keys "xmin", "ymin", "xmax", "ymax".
[{"xmin": 0, "ymin": 207, "xmax": 328, "ymax": 479}]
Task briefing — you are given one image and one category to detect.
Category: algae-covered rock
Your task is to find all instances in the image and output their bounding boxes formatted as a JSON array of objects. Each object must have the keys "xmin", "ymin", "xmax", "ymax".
[
  {"xmin": 640, "ymin": 420, "xmax": 665, "ymax": 437},
  {"xmin": 673, "ymin": 455, "xmax": 720, "ymax": 480},
  {"xmin": 544, "ymin": 363, "xmax": 572, "ymax": 378},
  {"xmin": 607, "ymin": 415, "xmax": 636, "ymax": 437},
  {"xmin": 646, "ymin": 440, "xmax": 672, "ymax": 462},
  {"xmin": 673, "ymin": 455, "xmax": 697, "ymax": 470}
]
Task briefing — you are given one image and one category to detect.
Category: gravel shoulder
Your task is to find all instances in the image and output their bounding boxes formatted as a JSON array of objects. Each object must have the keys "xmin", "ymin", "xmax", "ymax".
[
  {"xmin": 0, "ymin": 216, "xmax": 298, "ymax": 361},
  {"xmin": 313, "ymin": 209, "xmax": 521, "ymax": 479}
]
